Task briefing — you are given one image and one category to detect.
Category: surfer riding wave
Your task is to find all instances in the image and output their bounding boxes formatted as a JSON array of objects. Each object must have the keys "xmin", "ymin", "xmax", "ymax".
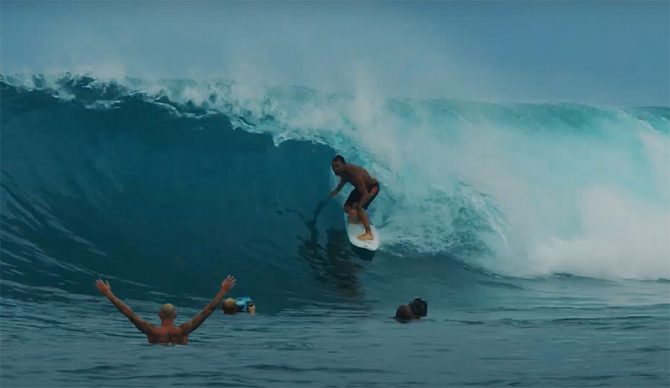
[{"xmin": 329, "ymin": 155, "xmax": 380, "ymax": 241}]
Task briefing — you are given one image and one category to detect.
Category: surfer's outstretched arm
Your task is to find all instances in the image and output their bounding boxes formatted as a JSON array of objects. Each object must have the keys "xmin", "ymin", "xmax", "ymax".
[
  {"xmin": 179, "ymin": 275, "xmax": 236, "ymax": 334},
  {"xmin": 330, "ymin": 178, "xmax": 346, "ymax": 196},
  {"xmin": 96, "ymin": 279, "xmax": 154, "ymax": 334}
]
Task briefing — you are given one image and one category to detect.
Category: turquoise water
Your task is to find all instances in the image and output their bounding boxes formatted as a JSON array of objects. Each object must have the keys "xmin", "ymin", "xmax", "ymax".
[
  {"xmin": 1, "ymin": 75, "xmax": 669, "ymax": 387},
  {"xmin": 2, "ymin": 269, "xmax": 668, "ymax": 387}
]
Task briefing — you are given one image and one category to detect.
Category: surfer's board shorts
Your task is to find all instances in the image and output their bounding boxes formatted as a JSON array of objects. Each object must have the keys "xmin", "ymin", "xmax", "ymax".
[{"xmin": 344, "ymin": 183, "xmax": 380, "ymax": 210}]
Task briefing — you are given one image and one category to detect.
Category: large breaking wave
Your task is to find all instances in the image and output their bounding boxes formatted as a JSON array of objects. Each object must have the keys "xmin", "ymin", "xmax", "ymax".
[{"xmin": 1, "ymin": 74, "xmax": 668, "ymax": 303}]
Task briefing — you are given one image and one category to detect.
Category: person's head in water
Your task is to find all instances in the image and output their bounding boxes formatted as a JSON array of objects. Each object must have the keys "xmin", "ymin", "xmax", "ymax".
[
  {"xmin": 222, "ymin": 298, "xmax": 237, "ymax": 314},
  {"xmin": 331, "ymin": 155, "xmax": 346, "ymax": 176},
  {"xmin": 246, "ymin": 302, "xmax": 256, "ymax": 314},
  {"xmin": 159, "ymin": 303, "xmax": 177, "ymax": 322},
  {"xmin": 394, "ymin": 298, "xmax": 428, "ymax": 322},
  {"xmin": 394, "ymin": 304, "xmax": 417, "ymax": 322}
]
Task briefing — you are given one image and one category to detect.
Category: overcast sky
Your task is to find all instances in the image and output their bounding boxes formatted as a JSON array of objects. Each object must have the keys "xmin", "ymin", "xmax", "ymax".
[{"xmin": 2, "ymin": 1, "xmax": 668, "ymax": 106}]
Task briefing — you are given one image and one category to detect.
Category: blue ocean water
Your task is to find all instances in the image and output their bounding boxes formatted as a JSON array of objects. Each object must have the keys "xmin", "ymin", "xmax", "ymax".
[{"xmin": 1, "ymin": 74, "xmax": 669, "ymax": 387}]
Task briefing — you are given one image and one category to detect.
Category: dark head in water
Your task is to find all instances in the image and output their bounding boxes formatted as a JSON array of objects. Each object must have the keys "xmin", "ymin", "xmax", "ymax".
[
  {"xmin": 394, "ymin": 305, "xmax": 417, "ymax": 322},
  {"xmin": 394, "ymin": 298, "xmax": 428, "ymax": 323},
  {"xmin": 331, "ymin": 154, "xmax": 346, "ymax": 176},
  {"xmin": 409, "ymin": 297, "xmax": 428, "ymax": 317}
]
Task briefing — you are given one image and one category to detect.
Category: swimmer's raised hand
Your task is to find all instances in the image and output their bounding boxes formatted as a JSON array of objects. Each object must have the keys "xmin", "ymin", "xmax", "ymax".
[
  {"xmin": 96, "ymin": 279, "xmax": 112, "ymax": 296},
  {"xmin": 221, "ymin": 275, "xmax": 236, "ymax": 293}
]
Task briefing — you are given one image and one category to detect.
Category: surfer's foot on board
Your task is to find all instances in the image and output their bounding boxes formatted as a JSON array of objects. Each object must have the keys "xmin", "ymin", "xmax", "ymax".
[{"xmin": 357, "ymin": 231, "xmax": 374, "ymax": 241}]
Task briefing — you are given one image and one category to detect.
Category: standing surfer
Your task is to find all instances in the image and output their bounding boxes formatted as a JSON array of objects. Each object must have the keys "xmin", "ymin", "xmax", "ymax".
[{"xmin": 329, "ymin": 155, "xmax": 380, "ymax": 241}]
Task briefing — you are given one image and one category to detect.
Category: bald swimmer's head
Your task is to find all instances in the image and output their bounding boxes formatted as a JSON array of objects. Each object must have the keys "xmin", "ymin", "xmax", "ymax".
[
  {"xmin": 159, "ymin": 303, "xmax": 177, "ymax": 321},
  {"xmin": 222, "ymin": 298, "xmax": 237, "ymax": 314}
]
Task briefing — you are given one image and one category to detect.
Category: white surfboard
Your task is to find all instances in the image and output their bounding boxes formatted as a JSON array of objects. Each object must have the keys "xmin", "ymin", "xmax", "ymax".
[{"xmin": 344, "ymin": 215, "xmax": 380, "ymax": 251}]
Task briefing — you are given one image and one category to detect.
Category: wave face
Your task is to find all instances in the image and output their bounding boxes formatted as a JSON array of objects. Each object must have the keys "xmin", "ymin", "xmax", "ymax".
[{"xmin": 1, "ymin": 74, "xmax": 669, "ymax": 302}]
